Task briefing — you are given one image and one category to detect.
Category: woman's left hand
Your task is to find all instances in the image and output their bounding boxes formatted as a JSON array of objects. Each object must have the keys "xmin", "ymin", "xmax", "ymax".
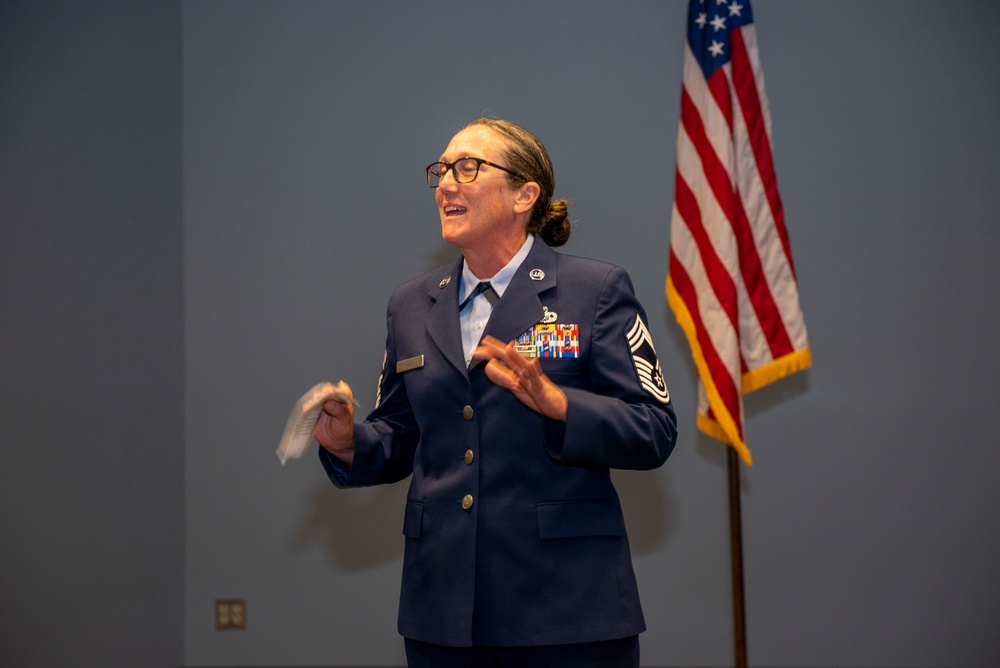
[{"xmin": 471, "ymin": 335, "xmax": 568, "ymax": 422}]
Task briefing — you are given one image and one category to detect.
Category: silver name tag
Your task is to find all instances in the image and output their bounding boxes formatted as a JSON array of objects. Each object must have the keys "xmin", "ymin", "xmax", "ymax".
[{"xmin": 396, "ymin": 355, "xmax": 425, "ymax": 374}]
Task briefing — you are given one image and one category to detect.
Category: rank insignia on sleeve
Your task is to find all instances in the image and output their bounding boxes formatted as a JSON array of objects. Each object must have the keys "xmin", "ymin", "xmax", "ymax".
[
  {"xmin": 515, "ymin": 323, "xmax": 580, "ymax": 358},
  {"xmin": 626, "ymin": 314, "xmax": 670, "ymax": 403},
  {"xmin": 374, "ymin": 350, "xmax": 386, "ymax": 408}
]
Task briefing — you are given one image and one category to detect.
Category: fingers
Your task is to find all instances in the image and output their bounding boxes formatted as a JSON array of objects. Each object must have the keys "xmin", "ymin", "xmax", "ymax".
[
  {"xmin": 322, "ymin": 380, "xmax": 357, "ymax": 418},
  {"xmin": 474, "ymin": 336, "xmax": 530, "ymax": 373},
  {"xmin": 322, "ymin": 398, "xmax": 352, "ymax": 419},
  {"xmin": 473, "ymin": 336, "xmax": 569, "ymax": 419},
  {"xmin": 482, "ymin": 355, "xmax": 527, "ymax": 395},
  {"xmin": 315, "ymin": 385, "xmax": 356, "ymax": 453},
  {"xmin": 473, "ymin": 338, "xmax": 522, "ymax": 385},
  {"xmin": 470, "ymin": 335, "xmax": 507, "ymax": 364}
]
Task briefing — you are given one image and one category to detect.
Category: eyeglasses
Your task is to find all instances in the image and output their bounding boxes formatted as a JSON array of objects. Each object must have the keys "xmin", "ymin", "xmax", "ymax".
[{"xmin": 426, "ymin": 157, "xmax": 527, "ymax": 188}]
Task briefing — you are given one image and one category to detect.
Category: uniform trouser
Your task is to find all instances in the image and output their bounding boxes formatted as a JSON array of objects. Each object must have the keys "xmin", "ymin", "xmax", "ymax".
[{"xmin": 403, "ymin": 635, "xmax": 640, "ymax": 668}]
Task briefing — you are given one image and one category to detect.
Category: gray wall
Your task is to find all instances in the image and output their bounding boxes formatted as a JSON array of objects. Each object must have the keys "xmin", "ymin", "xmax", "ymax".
[
  {"xmin": 183, "ymin": 0, "xmax": 1000, "ymax": 665},
  {"xmin": 0, "ymin": 1, "xmax": 183, "ymax": 667},
  {"xmin": 3, "ymin": 1, "xmax": 999, "ymax": 667}
]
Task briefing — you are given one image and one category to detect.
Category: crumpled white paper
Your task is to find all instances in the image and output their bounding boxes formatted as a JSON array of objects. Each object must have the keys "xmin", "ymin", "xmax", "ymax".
[{"xmin": 275, "ymin": 381, "xmax": 357, "ymax": 465}]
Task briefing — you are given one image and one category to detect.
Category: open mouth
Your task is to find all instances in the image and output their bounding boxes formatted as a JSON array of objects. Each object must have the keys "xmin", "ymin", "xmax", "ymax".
[{"xmin": 443, "ymin": 205, "xmax": 467, "ymax": 216}]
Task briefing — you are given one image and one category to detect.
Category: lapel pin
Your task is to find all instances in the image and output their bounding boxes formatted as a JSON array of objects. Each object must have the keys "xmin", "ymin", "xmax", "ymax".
[
  {"xmin": 529, "ymin": 269, "xmax": 545, "ymax": 281},
  {"xmin": 439, "ymin": 276, "xmax": 451, "ymax": 288}
]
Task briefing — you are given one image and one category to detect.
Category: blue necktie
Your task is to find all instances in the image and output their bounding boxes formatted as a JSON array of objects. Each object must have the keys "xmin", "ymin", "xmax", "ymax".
[{"xmin": 459, "ymin": 281, "xmax": 500, "ymax": 310}]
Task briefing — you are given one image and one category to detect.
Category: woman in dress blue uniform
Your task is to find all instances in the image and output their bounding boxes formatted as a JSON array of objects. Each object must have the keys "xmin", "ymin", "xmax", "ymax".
[{"xmin": 314, "ymin": 118, "xmax": 677, "ymax": 668}]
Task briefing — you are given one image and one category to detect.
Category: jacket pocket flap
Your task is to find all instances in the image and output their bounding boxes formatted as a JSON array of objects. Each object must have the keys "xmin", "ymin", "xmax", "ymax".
[{"xmin": 536, "ymin": 500, "xmax": 626, "ymax": 539}]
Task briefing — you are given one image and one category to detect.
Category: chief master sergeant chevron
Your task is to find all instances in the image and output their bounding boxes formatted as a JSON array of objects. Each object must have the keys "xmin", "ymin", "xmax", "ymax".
[{"xmin": 312, "ymin": 117, "xmax": 677, "ymax": 668}]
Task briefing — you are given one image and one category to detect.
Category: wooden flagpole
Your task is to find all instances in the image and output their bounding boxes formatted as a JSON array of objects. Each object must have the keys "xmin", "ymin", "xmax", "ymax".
[{"xmin": 727, "ymin": 447, "xmax": 748, "ymax": 668}]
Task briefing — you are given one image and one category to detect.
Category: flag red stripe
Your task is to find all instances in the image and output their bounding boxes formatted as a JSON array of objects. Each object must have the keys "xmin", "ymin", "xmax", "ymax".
[
  {"xmin": 680, "ymin": 85, "xmax": 736, "ymax": 228},
  {"xmin": 708, "ymin": 67, "xmax": 733, "ymax": 134},
  {"xmin": 733, "ymin": 198, "xmax": 796, "ymax": 360},
  {"xmin": 731, "ymin": 28, "xmax": 795, "ymax": 277},
  {"xmin": 668, "ymin": 249, "xmax": 743, "ymax": 440},
  {"xmin": 728, "ymin": 29, "xmax": 797, "ymax": 359},
  {"xmin": 689, "ymin": 68, "xmax": 795, "ymax": 362},
  {"xmin": 673, "ymin": 169, "xmax": 739, "ymax": 331}
]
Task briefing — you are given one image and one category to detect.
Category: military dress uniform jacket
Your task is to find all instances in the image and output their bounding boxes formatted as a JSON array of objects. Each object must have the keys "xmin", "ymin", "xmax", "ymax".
[{"xmin": 319, "ymin": 239, "xmax": 677, "ymax": 648}]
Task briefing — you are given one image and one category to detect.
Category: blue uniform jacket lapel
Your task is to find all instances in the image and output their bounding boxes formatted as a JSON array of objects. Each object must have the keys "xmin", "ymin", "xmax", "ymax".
[
  {"xmin": 482, "ymin": 240, "xmax": 558, "ymax": 350},
  {"xmin": 424, "ymin": 256, "xmax": 468, "ymax": 378}
]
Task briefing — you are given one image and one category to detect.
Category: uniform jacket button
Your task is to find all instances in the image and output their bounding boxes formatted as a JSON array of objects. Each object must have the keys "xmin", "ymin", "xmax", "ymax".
[
  {"xmin": 464, "ymin": 449, "xmax": 474, "ymax": 465},
  {"xmin": 462, "ymin": 494, "xmax": 474, "ymax": 510},
  {"xmin": 463, "ymin": 405, "xmax": 474, "ymax": 420}
]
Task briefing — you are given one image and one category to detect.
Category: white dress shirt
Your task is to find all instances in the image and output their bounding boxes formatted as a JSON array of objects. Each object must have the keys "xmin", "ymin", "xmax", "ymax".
[{"xmin": 458, "ymin": 234, "xmax": 535, "ymax": 366}]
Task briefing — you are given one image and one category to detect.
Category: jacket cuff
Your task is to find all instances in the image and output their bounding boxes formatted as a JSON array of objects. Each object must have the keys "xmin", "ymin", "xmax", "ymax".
[
  {"xmin": 543, "ymin": 417, "xmax": 567, "ymax": 459},
  {"xmin": 318, "ymin": 447, "xmax": 353, "ymax": 487}
]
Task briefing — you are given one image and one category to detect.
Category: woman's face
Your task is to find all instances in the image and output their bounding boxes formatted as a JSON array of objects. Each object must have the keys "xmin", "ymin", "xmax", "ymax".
[{"xmin": 434, "ymin": 126, "xmax": 524, "ymax": 253}]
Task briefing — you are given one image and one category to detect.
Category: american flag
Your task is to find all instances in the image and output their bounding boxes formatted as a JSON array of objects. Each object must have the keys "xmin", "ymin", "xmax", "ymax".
[{"xmin": 666, "ymin": 0, "xmax": 811, "ymax": 465}]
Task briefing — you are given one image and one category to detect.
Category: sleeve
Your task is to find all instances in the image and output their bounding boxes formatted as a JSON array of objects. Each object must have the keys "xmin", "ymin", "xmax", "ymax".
[
  {"xmin": 318, "ymin": 305, "xmax": 421, "ymax": 488},
  {"xmin": 544, "ymin": 266, "xmax": 678, "ymax": 470}
]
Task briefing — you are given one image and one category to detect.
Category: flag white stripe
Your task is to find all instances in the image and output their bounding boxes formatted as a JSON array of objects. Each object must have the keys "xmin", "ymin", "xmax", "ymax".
[{"xmin": 670, "ymin": 202, "xmax": 742, "ymax": 386}]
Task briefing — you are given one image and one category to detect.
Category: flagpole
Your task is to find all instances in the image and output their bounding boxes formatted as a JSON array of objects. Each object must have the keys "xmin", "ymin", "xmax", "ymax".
[{"xmin": 727, "ymin": 448, "xmax": 748, "ymax": 668}]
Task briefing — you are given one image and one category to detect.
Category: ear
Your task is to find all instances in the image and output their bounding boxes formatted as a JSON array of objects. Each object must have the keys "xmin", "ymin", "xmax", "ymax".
[{"xmin": 512, "ymin": 182, "xmax": 540, "ymax": 215}]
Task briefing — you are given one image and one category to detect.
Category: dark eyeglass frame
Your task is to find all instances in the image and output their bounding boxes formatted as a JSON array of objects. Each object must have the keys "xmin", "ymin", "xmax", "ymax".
[{"xmin": 426, "ymin": 157, "xmax": 527, "ymax": 188}]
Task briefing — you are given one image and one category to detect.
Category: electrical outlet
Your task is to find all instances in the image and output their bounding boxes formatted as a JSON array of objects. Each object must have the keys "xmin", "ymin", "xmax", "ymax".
[{"xmin": 215, "ymin": 599, "xmax": 246, "ymax": 630}]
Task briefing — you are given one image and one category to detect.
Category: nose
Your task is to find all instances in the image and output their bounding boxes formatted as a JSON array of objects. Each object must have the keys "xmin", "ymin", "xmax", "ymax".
[{"xmin": 437, "ymin": 166, "xmax": 460, "ymax": 191}]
